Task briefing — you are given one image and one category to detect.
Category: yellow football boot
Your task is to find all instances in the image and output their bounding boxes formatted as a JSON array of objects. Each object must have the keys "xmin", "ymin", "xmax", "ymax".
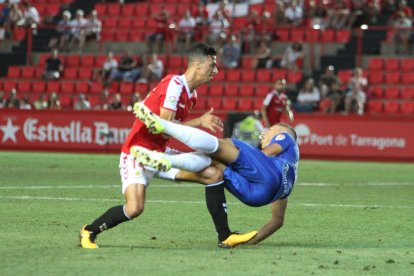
[
  {"xmin": 219, "ymin": 231, "xmax": 258, "ymax": 248},
  {"xmin": 133, "ymin": 102, "xmax": 165, "ymax": 134},
  {"xmin": 79, "ymin": 225, "xmax": 98, "ymax": 249},
  {"xmin": 130, "ymin": 146, "xmax": 172, "ymax": 172}
]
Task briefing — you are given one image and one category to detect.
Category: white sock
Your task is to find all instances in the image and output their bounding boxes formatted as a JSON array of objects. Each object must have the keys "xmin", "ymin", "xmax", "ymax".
[
  {"xmin": 165, "ymin": 152, "xmax": 211, "ymax": 172},
  {"xmin": 160, "ymin": 119, "xmax": 219, "ymax": 153},
  {"xmin": 156, "ymin": 168, "xmax": 179, "ymax": 180}
]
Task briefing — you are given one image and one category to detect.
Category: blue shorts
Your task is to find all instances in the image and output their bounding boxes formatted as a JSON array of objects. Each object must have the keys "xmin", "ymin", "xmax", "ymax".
[{"xmin": 223, "ymin": 139, "xmax": 281, "ymax": 207}]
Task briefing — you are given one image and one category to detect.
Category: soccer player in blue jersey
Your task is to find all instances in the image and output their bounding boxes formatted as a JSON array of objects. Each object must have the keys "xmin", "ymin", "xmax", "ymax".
[{"xmin": 131, "ymin": 102, "xmax": 299, "ymax": 246}]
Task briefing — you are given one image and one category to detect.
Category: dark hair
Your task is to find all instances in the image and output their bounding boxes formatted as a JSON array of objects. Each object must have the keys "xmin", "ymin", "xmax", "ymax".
[
  {"xmin": 188, "ymin": 43, "xmax": 217, "ymax": 65},
  {"xmin": 276, "ymin": 123, "xmax": 297, "ymax": 141}
]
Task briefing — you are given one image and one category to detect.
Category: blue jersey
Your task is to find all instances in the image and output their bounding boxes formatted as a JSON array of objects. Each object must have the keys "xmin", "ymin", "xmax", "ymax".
[{"xmin": 223, "ymin": 133, "xmax": 299, "ymax": 207}]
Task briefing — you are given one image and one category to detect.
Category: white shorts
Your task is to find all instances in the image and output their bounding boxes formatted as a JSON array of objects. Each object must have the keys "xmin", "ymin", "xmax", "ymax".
[{"xmin": 119, "ymin": 152, "xmax": 157, "ymax": 194}]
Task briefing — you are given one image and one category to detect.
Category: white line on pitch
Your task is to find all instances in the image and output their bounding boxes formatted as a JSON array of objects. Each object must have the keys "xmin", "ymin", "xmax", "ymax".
[
  {"xmin": 0, "ymin": 182, "xmax": 412, "ymax": 190},
  {"xmin": 0, "ymin": 195, "xmax": 413, "ymax": 209}
]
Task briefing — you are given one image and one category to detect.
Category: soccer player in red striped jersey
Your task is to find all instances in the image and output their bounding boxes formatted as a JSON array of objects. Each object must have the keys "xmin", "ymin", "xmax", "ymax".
[{"xmin": 80, "ymin": 43, "xmax": 227, "ymax": 249}]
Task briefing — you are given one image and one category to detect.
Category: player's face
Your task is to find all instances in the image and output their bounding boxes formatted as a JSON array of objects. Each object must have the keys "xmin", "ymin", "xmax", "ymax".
[
  {"xmin": 260, "ymin": 125, "xmax": 286, "ymax": 148},
  {"xmin": 199, "ymin": 55, "xmax": 218, "ymax": 83}
]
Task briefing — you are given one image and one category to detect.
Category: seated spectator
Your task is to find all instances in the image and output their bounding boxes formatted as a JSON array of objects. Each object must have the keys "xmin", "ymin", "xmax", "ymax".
[
  {"xmin": 146, "ymin": 10, "xmax": 171, "ymax": 54},
  {"xmin": 294, "ymin": 78, "xmax": 320, "ymax": 113},
  {"xmin": 83, "ymin": 10, "xmax": 101, "ymax": 44},
  {"xmin": 284, "ymin": 0, "xmax": 303, "ymax": 26},
  {"xmin": 50, "ymin": 10, "xmax": 72, "ymax": 51},
  {"xmin": 5, "ymin": 89, "xmax": 20, "ymax": 108},
  {"xmin": 343, "ymin": 83, "xmax": 366, "ymax": 115},
  {"xmin": 215, "ymin": 0, "xmax": 232, "ymax": 22},
  {"xmin": 138, "ymin": 54, "xmax": 164, "ymax": 83},
  {"xmin": 252, "ymin": 40, "xmax": 272, "ymax": 69},
  {"xmin": 0, "ymin": 1, "xmax": 11, "ymax": 28},
  {"xmin": 219, "ymin": 34, "xmax": 241, "ymax": 69},
  {"xmin": 47, "ymin": 92, "xmax": 61, "ymax": 110},
  {"xmin": 69, "ymin": 9, "xmax": 87, "ymax": 53},
  {"xmin": 327, "ymin": 0, "xmax": 351, "ymax": 29},
  {"xmin": 174, "ymin": 10, "xmax": 196, "ymax": 52},
  {"xmin": 0, "ymin": 91, "xmax": 5, "ymax": 108},
  {"xmin": 33, "ymin": 94, "xmax": 48, "ymax": 110},
  {"xmin": 99, "ymin": 51, "xmax": 118, "ymax": 85},
  {"xmin": 347, "ymin": 67, "xmax": 368, "ymax": 90},
  {"xmin": 392, "ymin": 11, "xmax": 412, "ymax": 55},
  {"xmin": 307, "ymin": 0, "xmax": 328, "ymax": 29},
  {"xmin": 43, "ymin": 49, "xmax": 63, "ymax": 80},
  {"xmin": 93, "ymin": 89, "xmax": 110, "ymax": 111},
  {"xmin": 109, "ymin": 93, "xmax": 124, "ymax": 110},
  {"xmin": 207, "ymin": 10, "xmax": 230, "ymax": 47},
  {"xmin": 20, "ymin": 96, "xmax": 31, "ymax": 110},
  {"xmin": 319, "ymin": 65, "xmax": 341, "ymax": 98},
  {"xmin": 127, "ymin": 92, "xmax": 141, "ymax": 112},
  {"xmin": 246, "ymin": 10, "xmax": 262, "ymax": 53},
  {"xmin": 322, "ymin": 82, "xmax": 344, "ymax": 114},
  {"xmin": 193, "ymin": 2, "xmax": 209, "ymax": 42},
  {"xmin": 107, "ymin": 51, "xmax": 141, "ymax": 84},
  {"xmin": 4, "ymin": 3, "xmax": 23, "ymax": 39},
  {"xmin": 22, "ymin": 2, "xmax": 40, "ymax": 29},
  {"xmin": 73, "ymin": 93, "xmax": 91, "ymax": 110},
  {"xmin": 280, "ymin": 41, "xmax": 304, "ymax": 72}
]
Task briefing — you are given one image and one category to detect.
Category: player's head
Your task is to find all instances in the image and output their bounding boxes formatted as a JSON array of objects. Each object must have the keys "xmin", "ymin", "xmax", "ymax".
[
  {"xmin": 260, "ymin": 123, "xmax": 297, "ymax": 148},
  {"xmin": 187, "ymin": 43, "xmax": 218, "ymax": 84}
]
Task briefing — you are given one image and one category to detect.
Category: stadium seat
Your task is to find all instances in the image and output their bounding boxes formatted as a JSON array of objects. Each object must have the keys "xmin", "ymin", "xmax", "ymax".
[
  {"xmin": 114, "ymin": 30, "xmax": 129, "ymax": 41},
  {"xmin": 64, "ymin": 68, "xmax": 78, "ymax": 79},
  {"xmin": 368, "ymin": 86, "xmax": 383, "ymax": 98},
  {"xmin": 241, "ymin": 56, "xmax": 254, "ymax": 69},
  {"xmin": 168, "ymin": 56, "xmax": 183, "ymax": 68},
  {"xmin": 46, "ymin": 81, "xmax": 61, "ymax": 93},
  {"xmin": 400, "ymin": 87, "xmax": 414, "ymax": 100},
  {"xmin": 78, "ymin": 68, "xmax": 93, "ymax": 80},
  {"xmin": 95, "ymin": 55, "xmax": 107, "ymax": 67},
  {"xmin": 226, "ymin": 84, "xmax": 239, "ymax": 97},
  {"xmin": 90, "ymin": 82, "xmax": 103, "ymax": 94},
  {"xmin": 290, "ymin": 29, "xmax": 304, "ymax": 41},
  {"xmin": 209, "ymin": 84, "xmax": 224, "ymax": 96},
  {"xmin": 400, "ymin": 58, "xmax": 414, "ymax": 71},
  {"xmin": 256, "ymin": 69, "xmax": 271, "ymax": 82},
  {"xmin": 226, "ymin": 70, "xmax": 241, "ymax": 82},
  {"xmin": 400, "ymin": 72, "xmax": 414, "ymax": 85},
  {"xmin": 81, "ymin": 55, "xmax": 95, "ymax": 67},
  {"xmin": 238, "ymin": 99, "xmax": 254, "ymax": 111},
  {"xmin": 8, "ymin": 66, "xmax": 21, "ymax": 78},
  {"xmin": 213, "ymin": 70, "xmax": 225, "ymax": 82},
  {"xmin": 135, "ymin": 3, "xmax": 149, "ymax": 16},
  {"xmin": 367, "ymin": 100, "xmax": 383, "ymax": 113},
  {"xmin": 196, "ymin": 85, "xmax": 208, "ymax": 95},
  {"xmin": 383, "ymin": 101, "xmax": 400, "ymax": 114},
  {"xmin": 135, "ymin": 83, "xmax": 148, "ymax": 94},
  {"xmin": 335, "ymin": 30, "xmax": 350, "ymax": 43},
  {"xmin": 400, "ymin": 101, "xmax": 414, "ymax": 114},
  {"xmin": 103, "ymin": 18, "xmax": 118, "ymax": 29},
  {"xmin": 338, "ymin": 70, "xmax": 353, "ymax": 84},
  {"xmin": 66, "ymin": 56, "xmax": 81, "ymax": 67},
  {"xmin": 255, "ymin": 85, "xmax": 270, "ymax": 97},
  {"xmin": 59, "ymin": 95, "xmax": 73, "ymax": 109},
  {"xmin": 61, "ymin": 81, "xmax": 75, "ymax": 94},
  {"xmin": 3, "ymin": 80, "xmax": 17, "ymax": 91},
  {"xmin": 239, "ymin": 84, "xmax": 255, "ymax": 97},
  {"xmin": 21, "ymin": 67, "xmax": 36, "ymax": 79},
  {"xmin": 94, "ymin": 4, "xmax": 107, "ymax": 15},
  {"xmin": 271, "ymin": 69, "xmax": 286, "ymax": 82},
  {"xmin": 249, "ymin": 3, "xmax": 263, "ymax": 14},
  {"xmin": 384, "ymin": 87, "xmax": 400, "ymax": 99},
  {"xmin": 45, "ymin": 4, "xmax": 60, "ymax": 16},
  {"xmin": 122, "ymin": 4, "xmax": 136, "ymax": 16},
  {"xmin": 119, "ymin": 83, "xmax": 134, "ymax": 94},
  {"xmin": 17, "ymin": 80, "xmax": 31, "ymax": 93},
  {"xmin": 119, "ymin": 18, "xmax": 132, "ymax": 28},
  {"xmin": 384, "ymin": 58, "xmax": 400, "ymax": 71},
  {"xmin": 222, "ymin": 98, "xmax": 238, "ymax": 111},
  {"xmin": 194, "ymin": 97, "xmax": 207, "ymax": 110},
  {"xmin": 13, "ymin": 28, "xmax": 26, "ymax": 41},
  {"xmin": 305, "ymin": 29, "xmax": 320, "ymax": 42},
  {"xmin": 287, "ymin": 71, "xmax": 302, "ymax": 83},
  {"xmin": 130, "ymin": 30, "xmax": 145, "ymax": 41},
  {"xmin": 320, "ymin": 29, "xmax": 335, "ymax": 42},
  {"xmin": 368, "ymin": 71, "xmax": 384, "ymax": 84},
  {"xmin": 32, "ymin": 81, "xmax": 46, "ymax": 94},
  {"xmin": 384, "ymin": 72, "xmax": 400, "ymax": 84},
  {"xmin": 107, "ymin": 4, "xmax": 121, "ymax": 16},
  {"xmin": 241, "ymin": 70, "xmax": 256, "ymax": 82},
  {"xmin": 368, "ymin": 58, "xmax": 383, "ymax": 71},
  {"xmin": 207, "ymin": 97, "xmax": 222, "ymax": 110},
  {"xmin": 275, "ymin": 29, "xmax": 289, "ymax": 41},
  {"xmin": 75, "ymin": 82, "xmax": 89, "ymax": 94}
]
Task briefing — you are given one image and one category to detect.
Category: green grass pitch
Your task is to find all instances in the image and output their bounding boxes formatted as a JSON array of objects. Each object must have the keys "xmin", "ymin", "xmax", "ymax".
[{"xmin": 0, "ymin": 151, "xmax": 413, "ymax": 275}]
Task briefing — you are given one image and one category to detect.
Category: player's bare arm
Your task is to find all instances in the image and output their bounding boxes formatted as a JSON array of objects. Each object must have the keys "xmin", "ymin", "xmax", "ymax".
[
  {"xmin": 183, "ymin": 108, "xmax": 223, "ymax": 133},
  {"xmin": 261, "ymin": 143, "xmax": 283, "ymax": 157},
  {"xmin": 285, "ymin": 101, "xmax": 294, "ymax": 122},
  {"xmin": 247, "ymin": 198, "xmax": 288, "ymax": 245}
]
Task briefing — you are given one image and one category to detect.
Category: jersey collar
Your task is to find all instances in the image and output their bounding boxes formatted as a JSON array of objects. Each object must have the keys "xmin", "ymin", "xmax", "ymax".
[{"xmin": 180, "ymin": 74, "xmax": 193, "ymax": 98}]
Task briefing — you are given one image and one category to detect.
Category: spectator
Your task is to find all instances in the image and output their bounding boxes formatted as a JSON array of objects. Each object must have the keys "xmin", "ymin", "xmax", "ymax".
[
  {"xmin": 392, "ymin": 11, "xmax": 412, "ymax": 55},
  {"xmin": 207, "ymin": 10, "xmax": 230, "ymax": 47},
  {"xmin": 22, "ymin": 2, "xmax": 40, "ymax": 29},
  {"xmin": 322, "ymin": 82, "xmax": 344, "ymax": 114},
  {"xmin": 293, "ymin": 78, "xmax": 320, "ymax": 113},
  {"xmin": 107, "ymin": 51, "xmax": 141, "ymax": 84},
  {"xmin": 127, "ymin": 92, "xmax": 141, "ymax": 112},
  {"xmin": 47, "ymin": 92, "xmax": 61, "ymax": 110},
  {"xmin": 284, "ymin": 0, "xmax": 304, "ymax": 26},
  {"xmin": 231, "ymin": 110, "xmax": 264, "ymax": 148},
  {"xmin": 343, "ymin": 83, "xmax": 366, "ymax": 115},
  {"xmin": 280, "ymin": 41, "xmax": 304, "ymax": 72},
  {"xmin": 100, "ymin": 51, "xmax": 118, "ymax": 85},
  {"xmin": 327, "ymin": 0, "xmax": 351, "ymax": 29},
  {"xmin": 83, "ymin": 10, "xmax": 102, "ymax": 45},
  {"xmin": 109, "ymin": 93, "xmax": 124, "ymax": 110},
  {"xmin": 4, "ymin": 3, "xmax": 23, "ymax": 39},
  {"xmin": 214, "ymin": 0, "xmax": 232, "ymax": 22},
  {"xmin": 5, "ymin": 89, "xmax": 20, "ymax": 108},
  {"xmin": 0, "ymin": 91, "xmax": 5, "ymax": 108},
  {"xmin": 307, "ymin": 0, "xmax": 328, "ymax": 29},
  {"xmin": 261, "ymin": 79, "xmax": 294, "ymax": 128},
  {"xmin": 273, "ymin": 1, "xmax": 287, "ymax": 27},
  {"xmin": 69, "ymin": 9, "xmax": 87, "ymax": 53},
  {"xmin": 138, "ymin": 54, "xmax": 164, "ymax": 83},
  {"xmin": 319, "ymin": 65, "xmax": 341, "ymax": 98},
  {"xmin": 33, "ymin": 94, "xmax": 48, "ymax": 110},
  {"xmin": 20, "ymin": 96, "xmax": 31, "ymax": 110},
  {"xmin": 74, "ymin": 93, "xmax": 91, "ymax": 110},
  {"xmin": 246, "ymin": 10, "xmax": 262, "ymax": 53},
  {"xmin": 146, "ymin": 10, "xmax": 170, "ymax": 54},
  {"xmin": 43, "ymin": 49, "xmax": 63, "ymax": 80},
  {"xmin": 93, "ymin": 89, "xmax": 110, "ymax": 111},
  {"xmin": 219, "ymin": 34, "xmax": 241, "ymax": 69},
  {"xmin": 252, "ymin": 40, "xmax": 272, "ymax": 69},
  {"xmin": 50, "ymin": 10, "xmax": 72, "ymax": 51},
  {"xmin": 174, "ymin": 10, "xmax": 196, "ymax": 52},
  {"xmin": 347, "ymin": 67, "xmax": 368, "ymax": 90},
  {"xmin": 0, "ymin": 1, "xmax": 11, "ymax": 28}
]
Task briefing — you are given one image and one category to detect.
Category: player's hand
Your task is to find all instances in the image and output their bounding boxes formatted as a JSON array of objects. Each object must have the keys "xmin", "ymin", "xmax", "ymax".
[{"xmin": 199, "ymin": 108, "xmax": 223, "ymax": 133}]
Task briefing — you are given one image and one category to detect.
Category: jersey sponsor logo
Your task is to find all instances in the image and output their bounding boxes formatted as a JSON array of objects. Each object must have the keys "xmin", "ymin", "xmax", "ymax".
[
  {"xmin": 275, "ymin": 134, "xmax": 285, "ymax": 141},
  {"xmin": 166, "ymin": 95, "xmax": 178, "ymax": 106}
]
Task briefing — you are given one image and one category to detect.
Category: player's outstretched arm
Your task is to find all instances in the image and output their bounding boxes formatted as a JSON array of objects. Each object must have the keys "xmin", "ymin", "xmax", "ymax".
[{"xmin": 247, "ymin": 198, "xmax": 288, "ymax": 245}]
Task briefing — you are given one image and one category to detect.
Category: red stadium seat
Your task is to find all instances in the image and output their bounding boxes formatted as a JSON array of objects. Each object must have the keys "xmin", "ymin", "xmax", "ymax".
[
  {"xmin": 94, "ymin": 4, "xmax": 107, "ymax": 15},
  {"xmin": 81, "ymin": 55, "xmax": 95, "ymax": 67},
  {"xmin": 335, "ymin": 30, "xmax": 350, "ymax": 43},
  {"xmin": 196, "ymin": 85, "xmax": 208, "ymax": 95},
  {"xmin": 75, "ymin": 82, "xmax": 89, "ymax": 94},
  {"xmin": 66, "ymin": 56, "xmax": 81, "ymax": 67},
  {"xmin": 226, "ymin": 84, "xmax": 239, "ymax": 97},
  {"xmin": 135, "ymin": 3, "xmax": 149, "ymax": 16},
  {"xmin": 194, "ymin": 97, "xmax": 207, "ymax": 110},
  {"xmin": 207, "ymin": 97, "xmax": 222, "ymax": 110},
  {"xmin": 368, "ymin": 86, "xmax": 383, "ymax": 98},
  {"xmin": 367, "ymin": 100, "xmax": 383, "ymax": 113},
  {"xmin": 222, "ymin": 98, "xmax": 238, "ymax": 110},
  {"xmin": 400, "ymin": 87, "xmax": 414, "ymax": 100},
  {"xmin": 305, "ymin": 29, "xmax": 320, "ymax": 42},
  {"xmin": 114, "ymin": 30, "xmax": 129, "ymax": 41},
  {"xmin": 209, "ymin": 84, "xmax": 224, "ymax": 96},
  {"xmin": 226, "ymin": 70, "xmax": 241, "ymax": 82},
  {"xmin": 368, "ymin": 58, "xmax": 383, "ymax": 71},
  {"xmin": 78, "ymin": 68, "xmax": 93, "ymax": 80},
  {"xmin": 103, "ymin": 18, "xmax": 118, "ymax": 29},
  {"xmin": 95, "ymin": 55, "xmax": 107, "ymax": 67},
  {"xmin": 39, "ymin": 54, "xmax": 49, "ymax": 66},
  {"xmin": 46, "ymin": 81, "xmax": 61, "ymax": 93},
  {"xmin": 384, "ymin": 72, "xmax": 400, "ymax": 84},
  {"xmin": 290, "ymin": 29, "xmax": 304, "ymax": 41},
  {"xmin": 213, "ymin": 70, "xmax": 225, "ymax": 82},
  {"xmin": 60, "ymin": 81, "xmax": 75, "ymax": 94},
  {"xmin": 122, "ymin": 4, "xmax": 135, "ymax": 16},
  {"xmin": 3, "ymin": 80, "xmax": 17, "ymax": 91},
  {"xmin": 239, "ymin": 84, "xmax": 255, "ymax": 97},
  {"xmin": 119, "ymin": 83, "xmax": 134, "ymax": 94},
  {"xmin": 287, "ymin": 71, "xmax": 302, "ymax": 83},
  {"xmin": 400, "ymin": 101, "xmax": 414, "ymax": 114},
  {"xmin": 271, "ymin": 69, "xmax": 286, "ymax": 82},
  {"xmin": 21, "ymin": 67, "xmax": 36, "ymax": 79},
  {"xmin": 383, "ymin": 101, "xmax": 400, "ymax": 114},
  {"xmin": 129, "ymin": 30, "xmax": 145, "ymax": 41},
  {"xmin": 135, "ymin": 83, "xmax": 148, "ymax": 94},
  {"xmin": 256, "ymin": 69, "xmax": 271, "ymax": 82},
  {"xmin": 238, "ymin": 99, "xmax": 254, "ymax": 111},
  {"xmin": 400, "ymin": 72, "xmax": 414, "ymax": 85},
  {"xmin": 8, "ymin": 66, "xmax": 21, "ymax": 78},
  {"xmin": 241, "ymin": 70, "xmax": 256, "ymax": 82},
  {"xmin": 45, "ymin": 4, "xmax": 60, "ymax": 16},
  {"xmin": 384, "ymin": 86, "xmax": 400, "ymax": 99},
  {"xmin": 17, "ymin": 80, "xmax": 31, "ymax": 93},
  {"xmin": 119, "ymin": 18, "xmax": 132, "ymax": 28},
  {"xmin": 107, "ymin": 4, "xmax": 121, "ymax": 16},
  {"xmin": 13, "ymin": 28, "xmax": 26, "ymax": 41},
  {"xmin": 32, "ymin": 81, "xmax": 46, "ymax": 94},
  {"xmin": 168, "ymin": 56, "xmax": 183, "ymax": 68},
  {"xmin": 241, "ymin": 56, "xmax": 254, "ymax": 69},
  {"xmin": 63, "ymin": 68, "xmax": 78, "ymax": 79},
  {"xmin": 256, "ymin": 85, "xmax": 270, "ymax": 97},
  {"xmin": 60, "ymin": 95, "xmax": 73, "ymax": 109},
  {"xmin": 338, "ymin": 70, "xmax": 353, "ymax": 84},
  {"xmin": 384, "ymin": 58, "xmax": 400, "ymax": 71},
  {"xmin": 368, "ymin": 71, "xmax": 384, "ymax": 84},
  {"xmin": 320, "ymin": 29, "xmax": 335, "ymax": 42},
  {"xmin": 275, "ymin": 29, "xmax": 289, "ymax": 41},
  {"xmin": 90, "ymin": 82, "xmax": 103, "ymax": 94},
  {"xmin": 400, "ymin": 58, "xmax": 414, "ymax": 71}
]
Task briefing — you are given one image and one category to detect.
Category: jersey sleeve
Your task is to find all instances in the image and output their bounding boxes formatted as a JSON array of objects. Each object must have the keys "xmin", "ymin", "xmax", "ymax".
[
  {"xmin": 262, "ymin": 93, "xmax": 273, "ymax": 106},
  {"xmin": 160, "ymin": 76, "xmax": 184, "ymax": 111},
  {"xmin": 270, "ymin": 132, "xmax": 294, "ymax": 152}
]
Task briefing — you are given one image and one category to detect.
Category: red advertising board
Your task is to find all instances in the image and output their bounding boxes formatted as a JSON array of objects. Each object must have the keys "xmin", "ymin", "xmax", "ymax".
[{"xmin": 0, "ymin": 110, "xmax": 413, "ymax": 161}]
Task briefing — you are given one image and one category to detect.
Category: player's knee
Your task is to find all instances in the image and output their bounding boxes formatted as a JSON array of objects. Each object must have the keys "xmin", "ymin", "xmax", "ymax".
[
  {"xmin": 125, "ymin": 202, "xmax": 145, "ymax": 219},
  {"xmin": 200, "ymin": 166, "xmax": 223, "ymax": 184}
]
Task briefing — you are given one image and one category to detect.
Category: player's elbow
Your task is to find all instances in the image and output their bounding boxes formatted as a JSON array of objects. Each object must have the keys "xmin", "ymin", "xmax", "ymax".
[{"xmin": 270, "ymin": 218, "xmax": 284, "ymax": 231}]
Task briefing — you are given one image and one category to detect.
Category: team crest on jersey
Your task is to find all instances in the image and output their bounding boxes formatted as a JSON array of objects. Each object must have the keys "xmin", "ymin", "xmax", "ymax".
[
  {"xmin": 275, "ymin": 134, "xmax": 285, "ymax": 141},
  {"xmin": 167, "ymin": 95, "xmax": 178, "ymax": 105}
]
